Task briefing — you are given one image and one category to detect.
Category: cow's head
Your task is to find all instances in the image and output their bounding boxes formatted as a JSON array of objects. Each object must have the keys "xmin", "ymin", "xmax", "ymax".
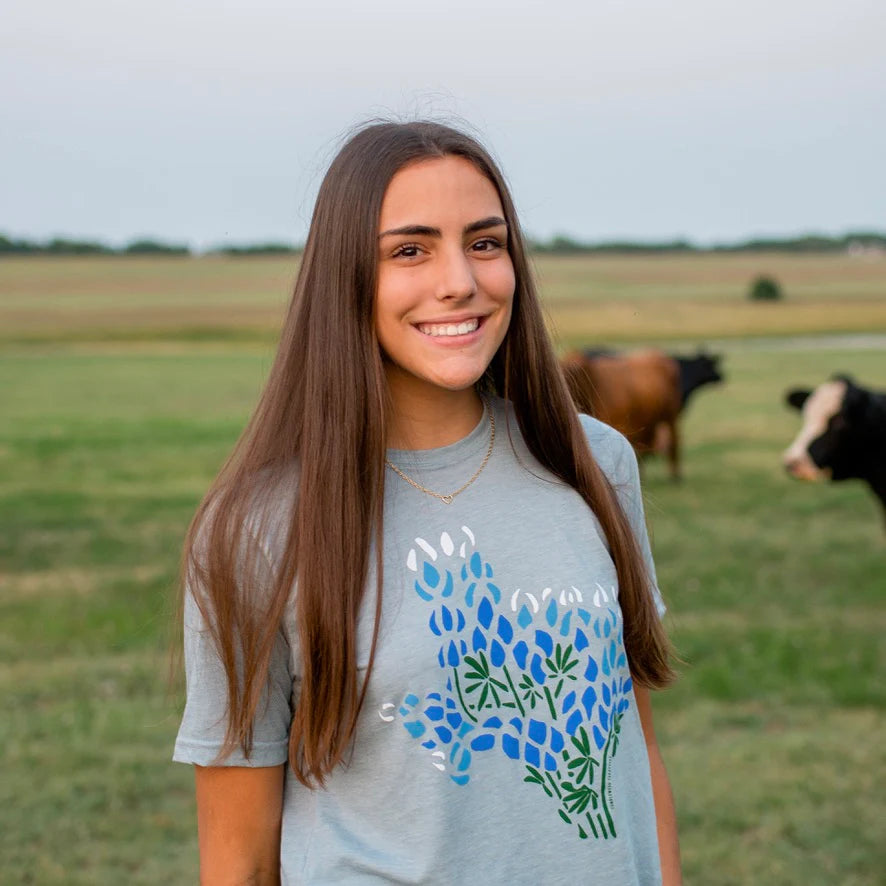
[
  {"xmin": 691, "ymin": 351, "xmax": 723, "ymax": 386},
  {"xmin": 783, "ymin": 375, "xmax": 869, "ymax": 482}
]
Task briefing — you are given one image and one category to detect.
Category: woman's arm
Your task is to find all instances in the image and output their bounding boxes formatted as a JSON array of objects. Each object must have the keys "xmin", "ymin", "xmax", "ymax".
[
  {"xmin": 194, "ymin": 764, "xmax": 285, "ymax": 886},
  {"xmin": 634, "ymin": 685, "xmax": 682, "ymax": 886}
]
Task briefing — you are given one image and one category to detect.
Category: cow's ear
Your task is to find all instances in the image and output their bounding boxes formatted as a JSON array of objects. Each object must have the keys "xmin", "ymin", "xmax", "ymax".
[
  {"xmin": 786, "ymin": 389, "xmax": 810, "ymax": 410},
  {"xmin": 832, "ymin": 372, "xmax": 855, "ymax": 386},
  {"xmin": 842, "ymin": 382, "xmax": 870, "ymax": 420}
]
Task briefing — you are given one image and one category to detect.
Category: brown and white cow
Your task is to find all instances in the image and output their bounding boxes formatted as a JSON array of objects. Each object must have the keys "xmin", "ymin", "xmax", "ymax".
[
  {"xmin": 562, "ymin": 348, "xmax": 683, "ymax": 478},
  {"xmin": 783, "ymin": 375, "xmax": 886, "ymax": 524}
]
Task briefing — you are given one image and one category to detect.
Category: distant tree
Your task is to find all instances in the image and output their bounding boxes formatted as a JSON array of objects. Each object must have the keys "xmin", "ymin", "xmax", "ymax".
[
  {"xmin": 0, "ymin": 235, "xmax": 40, "ymax": 254},
  {"xmin": 124, "ymin": 239, "xmax": 190, "ymax": 256},
  {"xmin": 748, "ymin": 275, "xmax": 783, "ymax": 301},
  {"xmin": 212, "ymin": 242, "xmax": 301, "ymax": 256},
  {"xmin": 46, "ymin": 238, "xmax": 112, "ymax": 255}
]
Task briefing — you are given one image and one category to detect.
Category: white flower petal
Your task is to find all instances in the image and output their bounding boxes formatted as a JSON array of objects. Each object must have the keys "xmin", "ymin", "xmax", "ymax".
[{"xmin": 415, "ymin": 537, "xmax": 437, "ymax": 561}]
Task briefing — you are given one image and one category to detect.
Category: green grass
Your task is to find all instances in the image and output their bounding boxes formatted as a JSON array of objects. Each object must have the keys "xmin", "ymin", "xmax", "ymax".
[{"xmin": 1, "ymin": 255, "xmax": 885, "ymax": 883}]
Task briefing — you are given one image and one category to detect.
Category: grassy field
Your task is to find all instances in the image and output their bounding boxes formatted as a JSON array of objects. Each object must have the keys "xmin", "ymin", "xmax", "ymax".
[
  {"xmin": 1, "ymin": 254, "xmax": 884, "ymax": 883},
  {"xmin": 2, "ymin": 252, "xmax": 886, "ymax": 344}
]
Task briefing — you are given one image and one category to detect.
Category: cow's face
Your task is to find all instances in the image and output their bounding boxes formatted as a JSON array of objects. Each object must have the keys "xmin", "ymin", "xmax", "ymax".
[
  {"xmin": 783, "ymin": 379, "xmax": 849, "ymax": 480},
  {"xmin": 695, "ymin": 354, "xmax": 723, "ymax": 386}
]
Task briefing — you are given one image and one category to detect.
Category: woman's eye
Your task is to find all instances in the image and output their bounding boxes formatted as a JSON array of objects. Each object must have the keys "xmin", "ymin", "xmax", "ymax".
[
  {"xmin": 392, "ymin": 244, "xmax": 421, "ymax": 259},
  {"xmin": 471, "ymin": 237, "xmax": 503, "ymax": 253}
]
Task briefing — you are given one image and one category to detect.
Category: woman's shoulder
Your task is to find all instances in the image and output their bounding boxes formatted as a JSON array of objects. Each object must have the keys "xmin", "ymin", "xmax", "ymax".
[
  {"xmin": 489, "ymin": 396, "xmax": 634, "ymax": 488},
  {"xmin": 577, "ymin": 413, "xmax": 635, "ymax": 486}
]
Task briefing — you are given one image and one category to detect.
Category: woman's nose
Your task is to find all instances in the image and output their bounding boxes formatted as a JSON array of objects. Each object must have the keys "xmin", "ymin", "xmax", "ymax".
[{"xmin": 435, "ymin": 249, "xmax": 477, "ymax": 301}]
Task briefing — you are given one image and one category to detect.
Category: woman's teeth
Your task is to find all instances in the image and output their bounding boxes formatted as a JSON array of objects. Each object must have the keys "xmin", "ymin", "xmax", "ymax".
[{"xmin": 417, "ymin": 318, "xmax": 480, "ymax": 337}]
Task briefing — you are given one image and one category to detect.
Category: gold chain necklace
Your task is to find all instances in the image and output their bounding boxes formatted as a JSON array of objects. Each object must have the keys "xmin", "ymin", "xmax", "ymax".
[{"xmin": 384, "ymin": 402, "xmax": 496, "ymax": 505}]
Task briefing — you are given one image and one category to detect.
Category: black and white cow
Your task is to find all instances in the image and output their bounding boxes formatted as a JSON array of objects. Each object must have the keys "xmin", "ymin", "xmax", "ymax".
[{"xmin": 783, "ymin": 375, "xmax": 886, "ymax": 521}]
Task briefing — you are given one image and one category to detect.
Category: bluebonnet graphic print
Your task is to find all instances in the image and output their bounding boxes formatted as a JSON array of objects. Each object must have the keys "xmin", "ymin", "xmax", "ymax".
[{"xmin": 379, "ymin": 526, "xmax": 633, "ymax": 841}]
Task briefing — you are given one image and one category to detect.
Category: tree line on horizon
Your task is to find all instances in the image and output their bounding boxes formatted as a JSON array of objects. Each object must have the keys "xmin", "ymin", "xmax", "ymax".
[{"xmin": 1, "ymin": 231, "xmax": 885, "ymax": 257}]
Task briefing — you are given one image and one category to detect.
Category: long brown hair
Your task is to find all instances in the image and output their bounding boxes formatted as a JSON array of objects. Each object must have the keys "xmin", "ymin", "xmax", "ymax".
[{"xmin": 180, "ymin": 120, "xmax": 673, "ymax": 788}]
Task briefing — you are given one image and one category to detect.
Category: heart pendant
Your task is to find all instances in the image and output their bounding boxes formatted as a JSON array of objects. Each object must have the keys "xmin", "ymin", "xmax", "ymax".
[{"xmin": 440, "ymin": 494, "xmax": 454, "ymax": 505}]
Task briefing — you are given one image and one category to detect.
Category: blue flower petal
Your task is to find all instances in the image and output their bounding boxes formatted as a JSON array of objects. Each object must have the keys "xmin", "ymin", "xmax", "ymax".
[
  {"xmin": 566, "ymin": 710, "xmax": 583, "ymax": 735},
  {"xmin": 517, "ymin": 605, "xmax": 533, "ymax": 629},
  {"xmin": 502, "ymin": 734, "xmax": 520, "ymax": 760},
  {"xmin": 513, "ymin": 640, "xmax": 528, "ymax": 669},
  {"xmin": 599, "ymin": 706, "xmax": 609, "ymax": 732},
  {"xmin": 405, "ymin": 721, "xmax": 426, "ymax": 738},
  {"xmin": 423, "ymin": 561, "xmax": 440, "ymax": 589},
  {"xmin": 478, "ymin": 597, "xmax": 493, "ymax": 629},
  {"xmin": 545, "ymin": 598, "xmax": 558, "ymax": 627},
  {"xmin": 470, "ymin": 734, "xmax": 495, "ymax": 751},
  {"xmin": 528, "ymin": 718, "xmax": 547, "ymax": 744},
  {"xmin": 593, "ymin": 724, "xmax": 606, "ymax": 750},
  {"xmin": 561, "ymin": 690, "xmax": 576, "ymax": 714},
  {"xmin": 530, "ymin": 654, "xmax": 546, "ymax": 684},
  {"xmin": 535, "ymin": 630, "xmax": 553, "ymax": 656}
]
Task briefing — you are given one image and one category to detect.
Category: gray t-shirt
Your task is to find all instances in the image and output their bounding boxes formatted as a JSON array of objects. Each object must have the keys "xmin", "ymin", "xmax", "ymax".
[{"xmin": 175, "ymin": 397, "xmax": 666, "ymax": 884}]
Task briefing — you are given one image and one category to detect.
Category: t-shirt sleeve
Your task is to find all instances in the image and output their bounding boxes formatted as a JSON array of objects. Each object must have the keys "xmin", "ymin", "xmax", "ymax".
[
  {"xmin": 173, "ymin": 532, "xmax": 293, "ymax": 768},
  {"xmin": 580, "ymin": 415, "xmax": 667, "ymax": 619}
]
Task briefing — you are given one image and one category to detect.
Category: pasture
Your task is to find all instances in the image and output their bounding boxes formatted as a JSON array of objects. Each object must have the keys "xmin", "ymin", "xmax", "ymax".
[{"xmin": 1, "ymin": 254, "xmax": 884, "ymax": 884}]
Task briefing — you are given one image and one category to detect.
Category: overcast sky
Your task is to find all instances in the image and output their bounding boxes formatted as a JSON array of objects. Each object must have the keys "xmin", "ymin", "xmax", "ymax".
[{"xmin": 3, "ymin": 0, "xmax": 884, "ymax": 248}]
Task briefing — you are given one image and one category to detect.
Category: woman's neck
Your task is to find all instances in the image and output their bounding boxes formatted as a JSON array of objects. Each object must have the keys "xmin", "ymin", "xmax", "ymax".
[{"xmin": 386, "ymin": 380, "xmax": 485, "ymax": 451}]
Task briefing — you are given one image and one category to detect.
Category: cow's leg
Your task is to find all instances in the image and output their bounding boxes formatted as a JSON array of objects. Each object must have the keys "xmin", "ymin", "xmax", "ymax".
[{"xmin": 667, "ymin": 421, "xmax": 681, "ymax": 481}]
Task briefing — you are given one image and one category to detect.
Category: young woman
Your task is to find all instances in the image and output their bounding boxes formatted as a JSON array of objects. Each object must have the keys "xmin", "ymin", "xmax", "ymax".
[{"xmin": 174, "ymin": 120, "xmax": 681, "ymax": 885}]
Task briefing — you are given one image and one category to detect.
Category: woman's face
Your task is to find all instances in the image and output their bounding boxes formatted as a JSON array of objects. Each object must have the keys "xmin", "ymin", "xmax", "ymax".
[{"xmin": 375, "ymin": 155, "xmax": 515, "ymax": 402}]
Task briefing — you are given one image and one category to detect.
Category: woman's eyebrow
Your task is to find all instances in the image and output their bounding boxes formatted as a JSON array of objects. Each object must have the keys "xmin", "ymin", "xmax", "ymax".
[
  {"xmin": 378, "ymin": 216, "xmax": 507, "ymax": 239},
  {"xmin": 464, "ymin": 216, "xmax": 507, "ymax": 235},
  {"xmin": 379, "ymin": 224, "xmax": 440, "ymax": 239}
]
